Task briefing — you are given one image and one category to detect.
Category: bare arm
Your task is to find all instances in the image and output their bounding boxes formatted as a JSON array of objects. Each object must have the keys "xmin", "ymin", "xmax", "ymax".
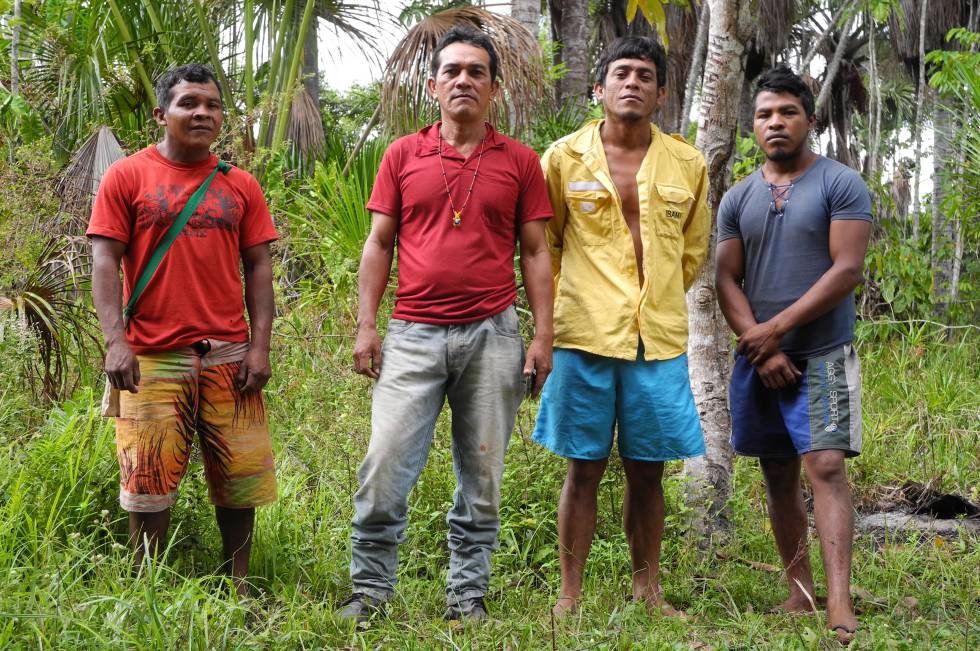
[
  {"xmin": 238, "ymin": 242, "xmax": 275, "ymax": 394},
  {"xmin": 519, "ymin": 219, "xmax": 554, "ymax": 397},
  {"xmin": 715, "ymin": 238, "xmax": 757, "ymax": 337},
  {"xmin": 353, "ymin": 211, "xmax": 397, "ymax": 379},
  {"xmin": 737, "ymin": 220, "xmax": 872, "ymax": 364},
  {"xmin": 91, "ymin": 235, "xmax": 140, "ymax": 392}
]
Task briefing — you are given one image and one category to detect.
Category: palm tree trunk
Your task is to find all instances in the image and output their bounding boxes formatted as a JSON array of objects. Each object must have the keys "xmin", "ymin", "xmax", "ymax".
[
  {"xmin": 245, "ymin": 0, "xmax": 256, "ymax": 112},
  {"xmin": 684, "ymin": 0, "xmax": 754, "ymax": 536},
  {"xmin": 11, "ymin": 0, "xmax": 21, "ymax": 96},
  {"xmin": 513, "ymin": 0, "xmax": 542, "ymax": 37},
  {"xmin": 930, "ymin": 98, "xmax": 955, "ymax": 317},
  {"xmin": 814, "ymin": 14, "xmax": 855, "ymax": 115},
  {"xmin": 555, "ymin": 0, "xmax": 590, "ymax": 109},
  {"xmin": 867, "ymin": 8, "xmax": 882, "ymax": 178},
  {"xmin": 679, "ymin": 0, "xmax": 710, "ymax": 134},
  {"xmin": 301, "ymin": 9, "xmax": 320, "ymax": 109},
  {"xmin": 910, "ymin": 0, "xmax": 929, "ymax": 240},
  {"xmin": 271, "ymin": 0, "xmax": 316, "ymax": 152}
]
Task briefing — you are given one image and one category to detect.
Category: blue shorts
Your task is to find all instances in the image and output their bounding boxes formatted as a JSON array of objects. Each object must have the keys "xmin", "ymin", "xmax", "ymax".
[
  {"xmin": 729, "ymin": 343, "xmax": 862, "ymax": 458},
  {"xmin": 532, "ymin": 347, "xmax": 705, "ymax": 462}
]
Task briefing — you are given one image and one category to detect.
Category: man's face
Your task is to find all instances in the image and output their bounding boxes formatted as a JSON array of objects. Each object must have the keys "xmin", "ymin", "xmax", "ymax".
[
  {"xmin": 595, "ymin": 58, "xmax": 665, "ymax": 122},
  {"xmin": 753, "ymin": 91, "xmax": 814, "ymax": 162},
  {"xmin": 153, "ymin": 79, "xmax": 223, "ymax": 149},
  {"xmin": 427, "ymin": 42, "xmax": 498, "ymax": 122}
]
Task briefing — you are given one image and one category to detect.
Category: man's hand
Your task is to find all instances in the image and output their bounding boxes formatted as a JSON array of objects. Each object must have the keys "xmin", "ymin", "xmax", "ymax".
[
  {"xmin": 755, "ymin": 351, "xmax": 802, "ymax": 390},
  {"xmin": 736, "ymin": 319, "xmax": 782, "ymax": 365},
  {"xmin": 105, "ymin": 339, "xmax": 141, "ymax": 393},
  {"xmin": 236, "ymin": 347, "xmax": 272, "ymax": 395},
  {"xmin": 353, "ymin": 325, "xmax": 382, "ymax": 379},
  {"xmin": 523, "ymin": 333, "xmax": 553, "ymax": 399}
]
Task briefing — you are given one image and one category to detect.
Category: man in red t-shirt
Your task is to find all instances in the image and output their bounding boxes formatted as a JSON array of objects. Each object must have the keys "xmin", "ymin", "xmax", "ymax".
[
  {"xmin": 87, "ymin": 64, "xmax": 277, "ymax": 595},
  {"xmin": 338, "ymin": 26, "xmax": 554, "ymax": 623}
]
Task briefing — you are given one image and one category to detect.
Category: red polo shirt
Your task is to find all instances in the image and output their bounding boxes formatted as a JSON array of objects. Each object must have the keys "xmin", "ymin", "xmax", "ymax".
[{"xmin": 367, "ymin": 122, "xmax": 552, "ymax": 324}]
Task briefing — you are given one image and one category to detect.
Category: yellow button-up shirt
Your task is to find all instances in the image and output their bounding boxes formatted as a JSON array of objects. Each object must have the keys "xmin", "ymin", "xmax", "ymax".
[{"xmin": 541, "ymin": 120, "xmax": 710, "ymax": 361}]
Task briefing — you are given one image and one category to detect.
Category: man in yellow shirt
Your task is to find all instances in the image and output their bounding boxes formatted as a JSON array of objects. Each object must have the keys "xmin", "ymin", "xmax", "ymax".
[{"xmin": 533, "ymin": 36, "xmax": 709, "ymax": 616}]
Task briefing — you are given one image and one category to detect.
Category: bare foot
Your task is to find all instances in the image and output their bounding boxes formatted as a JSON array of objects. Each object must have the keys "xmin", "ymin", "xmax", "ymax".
[
  {"xmin": 827, "ymin": 604, "xmax": 858, "ymax": 647},
  {"xmin": 552, "ymin": 596, "xmax": 579, "ymax": 616},
  {"xmin": 767, "ymin": 594, "xmax": 826, "ymax": 615},
  {"xmin": 634, "ymin": 591, "xmax": 687, "ymax": 619},
  {"xmin": 830, "ymin": 623, "xmax": 857, "ymax": 646}
]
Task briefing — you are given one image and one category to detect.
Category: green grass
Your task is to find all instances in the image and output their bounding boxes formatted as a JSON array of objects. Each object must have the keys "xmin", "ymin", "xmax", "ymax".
[{"xmin": 0, "ymin": 303, "xmax": 977, "ymax": 649}]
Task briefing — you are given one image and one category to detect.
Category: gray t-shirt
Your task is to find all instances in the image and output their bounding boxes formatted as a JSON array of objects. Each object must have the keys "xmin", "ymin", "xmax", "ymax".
[{"xmin": 718, "ymin": 156, "xmax": 872, "ymax": 358}]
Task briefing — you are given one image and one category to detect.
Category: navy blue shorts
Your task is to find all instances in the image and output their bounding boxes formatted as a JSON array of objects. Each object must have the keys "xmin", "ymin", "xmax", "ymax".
[{"xmin": 729, "ymin": 344, "xmax": 862, "ymax": 458}]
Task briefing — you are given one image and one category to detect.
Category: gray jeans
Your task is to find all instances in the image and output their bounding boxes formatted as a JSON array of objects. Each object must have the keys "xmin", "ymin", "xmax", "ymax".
[{"xmin": 350, "ymin": 306, "xmax": 524, "ymax": 605}]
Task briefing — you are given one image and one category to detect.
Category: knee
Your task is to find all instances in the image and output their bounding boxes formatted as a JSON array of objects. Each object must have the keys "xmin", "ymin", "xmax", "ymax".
[
  {"xmin": 565, "ymin": 460, "xmax": 607, "ymax": 494},
  {"xmin": 804, "ymin": 453, "xmax": 847, "ymax": 486}
]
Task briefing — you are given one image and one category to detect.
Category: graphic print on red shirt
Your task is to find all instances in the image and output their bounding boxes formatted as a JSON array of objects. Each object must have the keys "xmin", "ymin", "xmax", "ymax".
[{"xmin": 87, "ymin": 145, "xmax": 278, "ymax": 353}]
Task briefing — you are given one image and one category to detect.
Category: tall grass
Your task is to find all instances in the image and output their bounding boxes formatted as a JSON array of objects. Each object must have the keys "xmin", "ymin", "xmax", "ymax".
[{"xmin": 0, "ymin": 292, "xmax": 976, "ymax": 647}]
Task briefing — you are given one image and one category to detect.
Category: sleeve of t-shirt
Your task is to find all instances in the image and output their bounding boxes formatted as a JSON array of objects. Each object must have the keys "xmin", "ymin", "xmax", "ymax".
[
  {"xmin": 829, "ymin": 169, "xmax": 873, "ymax": 221},
  {"xmin": 239, "ymin": 173, "xmax": 279, "ymax": 250},
  {"xmin": 716, "ymin": 188, "xmax": 741, "ymax": 242},
  {"xmin": 86, "ymin": 160, "xmax": 134, "ymax": 244},
  {"xmin": 516, "ymin": 146, "xmax": 554, "ymax": 224},
  {"xmin": 365, "ymin": 141, "xmax": 402, "ymax": 218}
]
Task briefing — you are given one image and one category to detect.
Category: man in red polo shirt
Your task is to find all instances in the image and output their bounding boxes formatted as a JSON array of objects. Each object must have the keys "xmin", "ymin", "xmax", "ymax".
[{"xmin": 338, "ymin": 26, "xmax": 554, "ymax": 623}]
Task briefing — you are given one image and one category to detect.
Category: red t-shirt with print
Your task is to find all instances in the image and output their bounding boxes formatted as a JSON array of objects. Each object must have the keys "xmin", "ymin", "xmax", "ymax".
[
  {"xmin": 87, "ymin": 145, "xmax": 277, "ymax": 353},
  {"xmin": 366, "ymin": 122, "xmax": 553, "ymax": 324}
]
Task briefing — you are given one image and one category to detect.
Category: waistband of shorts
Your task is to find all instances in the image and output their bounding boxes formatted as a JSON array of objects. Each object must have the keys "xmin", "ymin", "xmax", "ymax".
[{"xmin": 137, "ymin": 339, "xmax": 250, "ymax": 368}]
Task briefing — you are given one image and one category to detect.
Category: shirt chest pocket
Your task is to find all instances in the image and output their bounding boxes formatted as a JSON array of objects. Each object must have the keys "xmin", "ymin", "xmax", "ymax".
[
  {"xmin": 654, "ymin": 184, "xmax": 693, "ymax": 239},
  {"xmin": 567, "ymin": 189, "xmax": 613, "ymax": 246}
]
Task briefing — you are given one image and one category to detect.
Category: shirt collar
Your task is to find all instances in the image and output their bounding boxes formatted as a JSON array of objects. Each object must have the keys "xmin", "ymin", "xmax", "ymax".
[
  {"xmin": 566, "ymin": 119, "xmax": 662, "ymax": 156},
  {"xmin": 416, "ymin": 121, "xmax": 505, "ymax": 158}
]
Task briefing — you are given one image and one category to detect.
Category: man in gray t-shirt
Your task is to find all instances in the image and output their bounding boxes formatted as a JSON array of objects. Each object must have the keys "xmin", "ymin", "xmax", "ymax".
[{"xmin": 715, "ymin": 66, "xmax": 872, "ymax": 646}]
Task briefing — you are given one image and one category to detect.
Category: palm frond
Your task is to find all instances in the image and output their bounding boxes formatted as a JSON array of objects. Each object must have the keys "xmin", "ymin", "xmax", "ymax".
[
  {"xmin": 57, "ymin": 126, "xmax": 127, "ymax": 231},
  {"xmin": 287, "ymin": 87, "xmax": 327, "ymax": 174},
  {"xmin": 379, "ymin": 6, "xmax": 547, "ymax": 137}
]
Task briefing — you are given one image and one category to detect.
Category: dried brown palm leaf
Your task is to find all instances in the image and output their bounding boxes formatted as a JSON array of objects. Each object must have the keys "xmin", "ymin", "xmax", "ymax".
[
  {"xmin": 287, "ymin": 86, "xmax": 326, "ymax": 171},
  {"xmin": 755, "ymin": 0, "xmax": 797, "ymax": 56},
  {"xmin": 56, "ymin": 126, "xmax": 126, "ymax": 231},
  {"xmin": 889, "ymin": 0, "xmax": 971, "ymax": 78},
  {"xmin": 379, "ymin": 6, "xmax": 546, "ymax": 137}
]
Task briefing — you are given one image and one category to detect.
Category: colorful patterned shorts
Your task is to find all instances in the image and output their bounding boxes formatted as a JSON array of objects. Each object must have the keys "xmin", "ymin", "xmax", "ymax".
[{"xmin": 115, "ymin": 340, "xmax": 277, "ymax": 512}]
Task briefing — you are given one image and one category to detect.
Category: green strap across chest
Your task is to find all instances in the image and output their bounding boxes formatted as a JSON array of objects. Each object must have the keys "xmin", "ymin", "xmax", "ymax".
[{"xmin": 123, "ymin": 160, "xmax": 231, "ymax": 324}]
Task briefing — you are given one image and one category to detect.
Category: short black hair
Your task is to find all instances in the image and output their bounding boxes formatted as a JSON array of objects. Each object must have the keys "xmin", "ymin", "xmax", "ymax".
[
  {"xmin": 430, "ymin": 25, "xmax": 499, "ymax": 82},
  {"xmin": 154, "ymin": 64, "xmax": 222, "ymax": 111},
  {"xmin": 755, "ymin": 66, "xmax": 815, "ymax": 117},
  {"xmin": 595, "ymin": 36, "xmax": 667, "ymax": 88}
]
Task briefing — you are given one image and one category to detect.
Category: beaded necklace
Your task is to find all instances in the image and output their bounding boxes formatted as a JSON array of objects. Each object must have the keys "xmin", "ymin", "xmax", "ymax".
[{"xmin": 438, "ymin": 129, "xmax": 487, "ymax": 227}]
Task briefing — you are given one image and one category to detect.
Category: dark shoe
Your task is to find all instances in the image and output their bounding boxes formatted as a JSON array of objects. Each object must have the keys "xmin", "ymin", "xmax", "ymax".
[
  {"xmin": 336, "ymin": 592, "xmax": 386, "ymax": 624},
  {"xmin": 444, "ymin": 596, "xmax": 489, "ymax": 621}
]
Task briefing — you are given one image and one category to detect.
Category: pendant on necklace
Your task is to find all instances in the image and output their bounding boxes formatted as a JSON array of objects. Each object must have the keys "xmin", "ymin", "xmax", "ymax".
[{"xmin": 452, "ymin": 210, "xmax": 462, "ymax": 227}]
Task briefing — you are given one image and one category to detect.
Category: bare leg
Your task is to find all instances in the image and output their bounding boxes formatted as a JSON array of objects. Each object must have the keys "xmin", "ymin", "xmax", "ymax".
[
  {"xmin": 129, "ymin": 509, "xmax": 171, "ymax": 570},
  {"xmin": 802, "ymin": 450, "xmax": 857, "ymax": 645},
  {"xmin": 621, "ymin": 459, "xmax": 681, "ymax": 616},
  {"xmin": 759, "ymin": 456, "xmax": 818, "ymax": 613},
  {"xmin": 554, "ymin": 458, "xmax": 608, "ymax": 614},
  {"xmin": 216, "ymin": 506, "xmax": 255, "ymax": 596}
]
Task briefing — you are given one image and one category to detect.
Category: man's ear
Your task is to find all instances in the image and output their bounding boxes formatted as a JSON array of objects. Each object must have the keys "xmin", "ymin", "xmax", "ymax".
[
  {"xmin": 490, "ymin": 79, "xmax": 500, "ymax": 99},
  {"xmin": 593, "ymin": 82, "xmax": 604, "ymax": 102},
  {"xmin": 426, "ymin": 77, "xmax": 437, "ymax": 100},
  {"xmin": 656, "ymin": 85, "xmax": 667, "ymax": 107},
  {"xmin": 152, "ymin": 106, "xmax": 166, "ymax": 127}
]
